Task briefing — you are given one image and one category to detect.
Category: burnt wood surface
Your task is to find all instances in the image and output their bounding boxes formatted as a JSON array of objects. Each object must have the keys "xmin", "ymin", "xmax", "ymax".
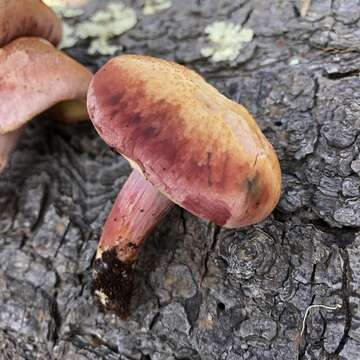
[{"xmin": 1, "ymin": 1, "xmax": 360, "ymax": 359}]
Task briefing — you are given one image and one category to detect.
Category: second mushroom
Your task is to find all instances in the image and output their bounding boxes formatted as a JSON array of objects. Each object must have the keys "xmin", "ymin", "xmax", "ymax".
[
  {"xmin": 87, "ymin": 55, "xmax": 282, "ymax": 317},
  {"xmin": 0, "ymin": 0, "xmax": 92, "ymax": 174}
]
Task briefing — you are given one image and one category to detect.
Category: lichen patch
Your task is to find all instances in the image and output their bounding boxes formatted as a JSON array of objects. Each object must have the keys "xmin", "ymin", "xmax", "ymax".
[
  {"xmin": 43, "ymin": 0, "xmax": 88, "ymax": 8},
  {"xmin": 78, "ymin": 3, "xmax": 137, "ymax": 55},
  {"xmin": 47, "ymin": 2, "xmax": 137, "ymax": 55},
  {"xmin": 59, "ymin": 23, "xmax": 78, "ymax": 49},
  {"xmin": 43, "ymin": 0, "xmax": 86, "ymax": 18},
  {"xmin": 142, "ymin": 0, "xmax": 172, "ymax": 15},
  {"xmin": 201, "ymin": 21, "xmax": 254, "ymax": 62}
]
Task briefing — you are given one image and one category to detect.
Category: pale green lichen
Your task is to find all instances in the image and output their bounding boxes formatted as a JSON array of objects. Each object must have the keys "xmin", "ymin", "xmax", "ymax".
[
  {"xmin": 201, "ymin": 21, "xmax": 254, "ymax": 62},
  {"xmin": 43, "ymin": 0, "xmax": 85, "ymax": 18},
  {"xmin": 45, "ymin": 0, "xmax": 85, "ymax": 49},
  {"xmin": 47, "ymin": 2, "xmax": 137, "ymax": 55},
  {"xmin": 59, "ymin": 23, "xmax": 78, "ymax": 49},
  {"xmin": 75, "ymin": 3, "xmax": 137, "ymax": 55},
  {"xmin": 43, "ymin": 0, "xmax": 88, "ymax": 6},
  {"xmin": 289, "ymin": 57, "xmax": 300, "ymax": 66},
  {"xmin": 47, "ymin": 6, "xmax": 83, "ymax": 49},
  {"xmin": 88, "ymin": 36, "xmax": 118, "ymax": 56},
  {"xmin": 52, "ymin": 6, "xmax": 85, "ymax": 18},
  {"xmin": 142, "ymin": 0, "xmax": 172, "ymax": 15}
]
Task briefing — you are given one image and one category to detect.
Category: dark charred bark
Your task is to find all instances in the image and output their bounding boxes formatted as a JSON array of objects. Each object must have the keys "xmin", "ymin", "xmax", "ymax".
[{"xmin": 1, "ymin": 1, "xmax": 360, "ymax": 359}]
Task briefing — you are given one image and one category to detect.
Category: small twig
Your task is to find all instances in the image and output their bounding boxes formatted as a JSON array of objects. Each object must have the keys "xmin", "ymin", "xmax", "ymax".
[{"xmin": 300, "ymin": 303, "xmax": 342, "ymax": 337}]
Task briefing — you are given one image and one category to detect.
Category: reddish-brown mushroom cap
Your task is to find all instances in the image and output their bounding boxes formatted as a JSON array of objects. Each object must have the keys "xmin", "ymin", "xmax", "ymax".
[
  {"xmin": 0, "ymin": 0, "xmax": 62, "ymax": 47},
  {"xmin": 88, "ymin": 55, "xmax": 281, "ymax": 228},
  {"xmin": 0, "ymin": 37, "xmax": 92, "ymax": 135},
  {"xmin": 88, "ymin": 55, "xmax": 281, "ymax": 317}
]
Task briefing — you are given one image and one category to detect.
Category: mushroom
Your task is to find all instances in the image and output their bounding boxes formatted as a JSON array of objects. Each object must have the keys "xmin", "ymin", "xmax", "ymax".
[
  {"xmin": 0, "ymin": 0, "xmax": 62, "ymax": 47},
  {"xmin": 0, "ymin": 38, "xmax": 92, "ymax": 133},
  {"xmin": 0, "ymin": 0, "xmax": 92, "ymax": 174},
  {"xmin": 87, "ymin": 55, "xmax": 281, "ymax": 317},
  {"xmin": 0, "ymin": 37, "xmax": 92, "ymax": 172}
]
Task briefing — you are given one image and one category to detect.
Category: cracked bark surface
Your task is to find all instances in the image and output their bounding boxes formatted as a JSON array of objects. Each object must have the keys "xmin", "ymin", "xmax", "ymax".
[{"xmin": 1, "ymin": 0, "xmax": 360, "ymax": 359}]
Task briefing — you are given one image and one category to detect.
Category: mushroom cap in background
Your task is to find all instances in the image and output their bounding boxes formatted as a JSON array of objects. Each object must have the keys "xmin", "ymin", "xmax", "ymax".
[
  {"xmin": 0, "ymin": 0, "xmax": 62, "ymax": 47},
  {"xmin": 0, "ymin": 37, "xmax": 92, "ymax": 134},
  {"xmin": 87, "ymin": 55, "xmax": 281, "ymax": 228}
]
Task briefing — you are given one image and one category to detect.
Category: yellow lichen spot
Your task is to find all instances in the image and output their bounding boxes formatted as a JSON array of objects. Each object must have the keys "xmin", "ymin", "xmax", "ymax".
[
  {"xmin": 201, "ymin": 21, "xmax": 254, "ymax": 62},
  {"xmin": 142, "ymin": 0, "xmax": 172, "ymax": 15}
]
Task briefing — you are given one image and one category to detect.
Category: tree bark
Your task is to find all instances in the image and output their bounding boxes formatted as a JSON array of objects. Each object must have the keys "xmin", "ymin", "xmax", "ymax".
[{"xmin": 0, "ymin": 0, "xmax": 359, "ymax": 359}]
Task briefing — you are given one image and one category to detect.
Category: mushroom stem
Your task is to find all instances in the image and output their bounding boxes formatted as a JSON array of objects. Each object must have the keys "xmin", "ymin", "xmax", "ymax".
[
  {"xmin": 92, "ymin": 169, "xmax": 173, "ymax": 317},
  {"xmin": 46, "ymin": 99, "xmax": 89, "ymax": 124},
  {"xmin": 0, "ymin": 127, "xmax": 23, "ymax": 174}
]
